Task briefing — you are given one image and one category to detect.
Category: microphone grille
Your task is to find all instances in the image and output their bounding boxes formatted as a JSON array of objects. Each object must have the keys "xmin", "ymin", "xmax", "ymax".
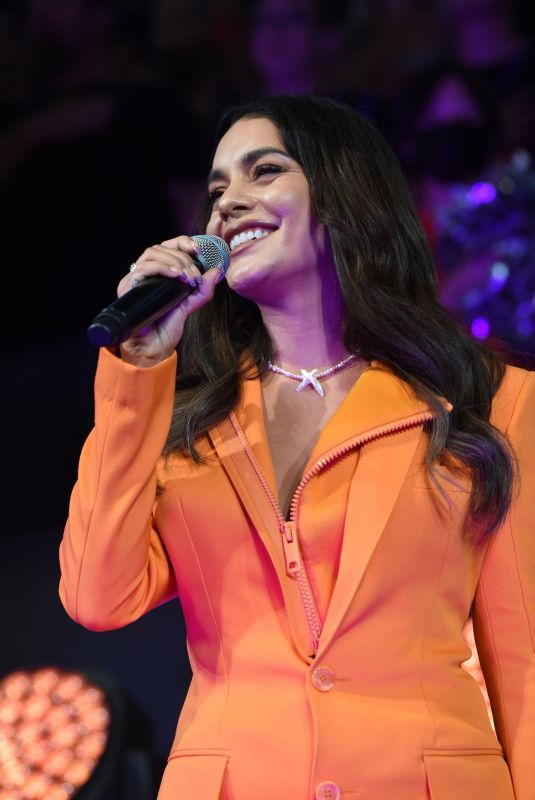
[{"xmin": 191, "ymin": 235, "xmax": 231, "ymax": 278}]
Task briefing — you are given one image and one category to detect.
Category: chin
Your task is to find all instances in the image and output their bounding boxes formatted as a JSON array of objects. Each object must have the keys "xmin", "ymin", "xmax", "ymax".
[{"xmin": 224, "ymin": 260, "xmax": 272, "ymax": 298}]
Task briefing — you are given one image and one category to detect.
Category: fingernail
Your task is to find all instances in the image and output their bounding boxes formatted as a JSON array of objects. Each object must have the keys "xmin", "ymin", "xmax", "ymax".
[
  {"xmin": 195, "ymin": 276, "xmax": 203, "ymax": 286},
  {"xmin": 170, "ymin": 266, "xmax": 179, "ymax": 274},
  {"xmin": 188, "ymin": 278, "xmax": 197, "ymax": 288}
]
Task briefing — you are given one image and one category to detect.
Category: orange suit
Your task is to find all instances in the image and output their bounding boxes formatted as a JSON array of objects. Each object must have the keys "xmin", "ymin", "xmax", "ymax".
[{"xmin": 59, "ymin": 348, "xmax": 535, "ymax": 799}]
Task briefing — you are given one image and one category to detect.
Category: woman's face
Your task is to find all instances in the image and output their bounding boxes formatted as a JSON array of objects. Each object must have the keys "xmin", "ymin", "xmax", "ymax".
[{"xmin": 205, "ymin": 116, "xmax": 330, "ymax": 303}]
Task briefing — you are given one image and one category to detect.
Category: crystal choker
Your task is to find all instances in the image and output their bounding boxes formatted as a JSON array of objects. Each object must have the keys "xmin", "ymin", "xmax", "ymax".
[{"xmin": 267, "ymin": 354, "xmax": 357, "ymax": 396}]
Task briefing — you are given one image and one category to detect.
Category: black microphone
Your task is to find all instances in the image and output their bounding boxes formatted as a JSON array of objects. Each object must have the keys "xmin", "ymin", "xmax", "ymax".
[{"xmin": 86, "ymin": 235, "xmax": 231, "ymax": 347}]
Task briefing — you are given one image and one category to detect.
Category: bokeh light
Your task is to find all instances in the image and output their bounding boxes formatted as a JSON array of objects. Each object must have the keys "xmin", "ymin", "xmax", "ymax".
[
  {"xmin": 465, "ymin": 182, "xmax": 497, "ymax": 207},
  {"xmin": 471, "ymin": 317, "xmax": 490, "ymax": 339},
  {"xmin": 0, "ymin": 669, "xmax": 110, "ymax": 799},
  {"xmin": 436, "ymin": 149, "xmax": 535, "ymax": 357}
]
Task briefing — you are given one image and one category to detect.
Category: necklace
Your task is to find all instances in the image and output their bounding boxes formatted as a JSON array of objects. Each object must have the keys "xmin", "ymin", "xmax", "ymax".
[{"xmin": 267, "ymin": 354, "xmax": 357, "ymax": 397}]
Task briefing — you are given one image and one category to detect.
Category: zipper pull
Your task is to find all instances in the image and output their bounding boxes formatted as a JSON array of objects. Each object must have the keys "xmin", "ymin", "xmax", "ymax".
[{"xmin": 282, "ymin": 521, "xmax": 301, "ymax": 575}]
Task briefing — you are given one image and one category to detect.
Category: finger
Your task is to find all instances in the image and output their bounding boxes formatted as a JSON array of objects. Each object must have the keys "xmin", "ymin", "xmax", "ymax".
[
  {"xmin": 160, "ymin": 235, "xmax": 202, "ymax": 256},
  {"xmin": 137, "ymin": 243, "xmax": 198, "ymax": 270},
  {"xmin": 120, "ymin": 246, "xmax": 203, "ymax": 285},
  {"xmin": 116, "ymin": 259, "xmax": 184, "ymax": 297},
  {"xmin": 118, "ymin": 258, "xmax": 180, "ymax": 286},
  {"xmin": 139, "ymin": 245, "xmax": 206, "ymax": 281},
  {"xmin": 175, "ymin": 265, "xmax": 202, "ymax": 289},
  {"xmin": 199, "ymin": 265, "xmax": 222, "ymax": 296},
  {"xmin": 176, "ymin": 265, "xmax": 221, "ymax": 315}
]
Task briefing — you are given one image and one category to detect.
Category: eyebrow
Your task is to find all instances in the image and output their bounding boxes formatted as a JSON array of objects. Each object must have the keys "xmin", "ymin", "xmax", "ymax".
[{"xmin": 207, "ymin": 147, "xmax": 291, "ymax": 185}]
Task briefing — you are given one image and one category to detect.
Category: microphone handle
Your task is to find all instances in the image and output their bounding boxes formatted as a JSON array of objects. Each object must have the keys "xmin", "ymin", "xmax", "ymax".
[{"xmin": 86, "ymin": 276, "xmax": 193, "ymax": 348}]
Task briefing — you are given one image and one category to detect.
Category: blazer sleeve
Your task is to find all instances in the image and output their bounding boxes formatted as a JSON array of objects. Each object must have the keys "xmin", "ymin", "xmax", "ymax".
[
  {"xmin": 473, "ymin": 370, "xmax": 535, "ymax": 800},
  {"xmin": 59, "ymin": 347, "xmax": 179, "ymax": 631}
]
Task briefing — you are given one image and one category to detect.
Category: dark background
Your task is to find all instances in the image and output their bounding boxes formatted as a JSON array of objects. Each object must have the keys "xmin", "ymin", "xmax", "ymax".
[{"xmin": 2, "ymin": 0, "xmax": 534, "ymax": 791}]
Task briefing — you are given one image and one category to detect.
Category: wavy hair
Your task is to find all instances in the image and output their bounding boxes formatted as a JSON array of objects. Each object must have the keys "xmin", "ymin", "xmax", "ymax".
[{"xmin": 165, "ymin": 95, "xmax": 516, "ymax": 536}]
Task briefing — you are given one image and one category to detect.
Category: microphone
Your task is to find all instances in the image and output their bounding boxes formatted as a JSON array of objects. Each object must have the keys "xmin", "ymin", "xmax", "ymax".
[{"xmin": 86, "ymin": 235, "xmax": 231, "ymax": 347}]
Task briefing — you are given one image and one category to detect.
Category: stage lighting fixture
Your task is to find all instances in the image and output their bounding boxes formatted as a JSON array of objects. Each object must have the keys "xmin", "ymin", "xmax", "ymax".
[{"xmin": 0, "ymin": 667, "xmax": 125, "ymax": 800}]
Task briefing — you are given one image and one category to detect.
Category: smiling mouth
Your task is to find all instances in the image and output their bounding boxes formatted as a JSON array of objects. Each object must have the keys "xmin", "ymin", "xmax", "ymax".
[{"xmin": 229, "ymin": 228, "xmax": 272, "ymax": 252}]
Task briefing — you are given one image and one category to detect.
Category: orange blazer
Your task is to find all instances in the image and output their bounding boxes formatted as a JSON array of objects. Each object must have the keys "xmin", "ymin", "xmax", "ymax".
[{"xmin": 59, "ymin": 348, "xmax": 535, "ymax": 800}]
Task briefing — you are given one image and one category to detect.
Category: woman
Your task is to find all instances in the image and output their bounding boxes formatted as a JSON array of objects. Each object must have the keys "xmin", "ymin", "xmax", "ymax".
[{"xmin": 59, "ymin": 96, "xmax": 535, "ymax": 800}]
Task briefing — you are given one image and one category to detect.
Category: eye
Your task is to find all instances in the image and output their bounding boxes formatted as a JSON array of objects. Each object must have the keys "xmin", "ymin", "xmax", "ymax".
[
  {"xmin": 206, "ymin": 163, "xmax": 284, "ymax": 207},
  {"xmin": 206, "ymin": 187, "xmax": 224, "ymax": 207},
  {"xmin": 252, "ymin": 163, "xmax": 284, "ymax": 179}
]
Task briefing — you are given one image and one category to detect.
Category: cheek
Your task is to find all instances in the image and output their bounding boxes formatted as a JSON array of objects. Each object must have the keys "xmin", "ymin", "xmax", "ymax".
[
  {"xmin": 312, "ymin": 222, "xmax": 330, "ymax": 255},
  {"xmin": 272, "ymin": 188, "xmax": 313, "ymax": 234},
  {"xmin": 205, "ymin": 213, "xmax": 219, "ymax": 235},
  {"xmin": 281, "ymin": 196, "xmax": 324, "ymax": 255}
]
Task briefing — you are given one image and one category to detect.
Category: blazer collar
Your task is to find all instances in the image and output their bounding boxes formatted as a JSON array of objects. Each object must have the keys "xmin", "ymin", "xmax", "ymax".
[
  {"xmin": 211, "ymin": 363, "xmax": 451, "ymax": 660},
  {"xmin": 234, "ymin": 363, "xmax": 449, "ymax": 490}
]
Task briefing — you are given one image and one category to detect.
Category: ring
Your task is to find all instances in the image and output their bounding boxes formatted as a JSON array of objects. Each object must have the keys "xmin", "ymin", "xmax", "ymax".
[{"xmin": 130, "ymin": 262, "xmax": 137, "ymax": 272}]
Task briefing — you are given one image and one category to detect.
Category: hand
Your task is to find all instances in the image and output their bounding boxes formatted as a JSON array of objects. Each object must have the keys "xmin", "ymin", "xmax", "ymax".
[{"xmin": 118, "ymin": 235, "xmax": 221, "ymax": 367}]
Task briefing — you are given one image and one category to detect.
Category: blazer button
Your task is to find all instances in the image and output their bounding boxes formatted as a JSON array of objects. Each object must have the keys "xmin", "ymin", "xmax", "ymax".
[
  {"xmin": 315, "ymin": 780, "xmax": 341, "ymax": 799},
  {"xmin": 311, "ymin": 666, "xmax": 335, "ymax": 692}
]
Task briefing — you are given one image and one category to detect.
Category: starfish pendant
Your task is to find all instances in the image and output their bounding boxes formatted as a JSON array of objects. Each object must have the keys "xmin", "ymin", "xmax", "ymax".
[{"xmin": 296, "ymin": 368, "xmax": 325, "ymax": 396}]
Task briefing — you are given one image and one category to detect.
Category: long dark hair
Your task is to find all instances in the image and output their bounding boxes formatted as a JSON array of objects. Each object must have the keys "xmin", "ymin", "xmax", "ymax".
[{"xmin": 165, "ymin": 94, "xmax": 515, "ymax": 536}]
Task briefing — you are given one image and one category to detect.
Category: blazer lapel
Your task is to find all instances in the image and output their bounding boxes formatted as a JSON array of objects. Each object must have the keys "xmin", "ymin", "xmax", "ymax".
[
  {"xmin": 209, "ymin": 377, "xmax": 315, "ymax": 660},
  {"xmin": 317, "ymin": 421, "xmax": 425, "ymax": 655},
  {"xmin": 297, "ymin": 365, "xmax": 441, "ymax": 656},
  {"xmin": 307, "ymin": 363, "xmax": 452, "ymax": 651},
  {"xmin": 209, "ymin": 364, "xmax": 448, "ymax": 661}
]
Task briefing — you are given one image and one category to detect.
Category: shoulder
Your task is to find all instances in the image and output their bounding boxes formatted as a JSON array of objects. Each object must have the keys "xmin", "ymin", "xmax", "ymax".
[{"xmin": 491, "ymin": 364, "xmax": 535, "ymax": 433}]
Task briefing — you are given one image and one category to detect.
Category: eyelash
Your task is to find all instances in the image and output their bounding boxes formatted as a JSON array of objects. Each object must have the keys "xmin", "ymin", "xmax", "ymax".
[
  {"xmin": 253, "ymin": 163, "xmax": 283, "ymax": 179},
  {"xmin": 207, "ymin": 163, "xmax": 284, "ymax": 206}
]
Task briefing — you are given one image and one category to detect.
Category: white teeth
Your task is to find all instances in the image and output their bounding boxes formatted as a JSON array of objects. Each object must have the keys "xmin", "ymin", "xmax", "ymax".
[{"xmin": 229, "ymin": 228, "xmax": 271, "ymax": 251}]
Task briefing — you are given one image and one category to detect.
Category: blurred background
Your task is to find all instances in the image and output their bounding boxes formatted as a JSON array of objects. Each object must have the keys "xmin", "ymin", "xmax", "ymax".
[{"xmin": 1, "ymin": 0, "xmax": 534, "ymax": 797}]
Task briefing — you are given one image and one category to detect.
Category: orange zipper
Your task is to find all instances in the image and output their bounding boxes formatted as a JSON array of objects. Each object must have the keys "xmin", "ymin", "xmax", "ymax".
[
  {"xmin": 230, "ymin": 411, "xmax": 433, "ymax": 655},
  {"xmin": 288, "ymin": 412, "xmax": 434, "ymax": 521}
]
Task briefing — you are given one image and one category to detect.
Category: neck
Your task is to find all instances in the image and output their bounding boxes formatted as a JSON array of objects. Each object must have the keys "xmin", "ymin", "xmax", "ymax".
[{"xmin": 258, "ymin": 285, "xmax": 350, "ymax": 371}]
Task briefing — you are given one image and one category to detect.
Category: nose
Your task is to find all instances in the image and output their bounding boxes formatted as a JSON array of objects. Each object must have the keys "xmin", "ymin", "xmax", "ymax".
[{"xmin": 216, "ymin": 180, "xmax": 255, "ymax": 219}]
